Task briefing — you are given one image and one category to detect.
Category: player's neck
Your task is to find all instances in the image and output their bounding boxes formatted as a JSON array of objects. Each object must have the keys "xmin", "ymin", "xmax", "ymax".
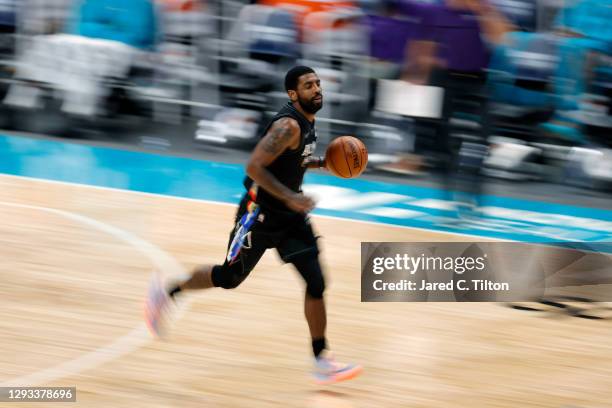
[{"xmin": 292, "ymin": 101, "xmax": 315, "ymax": 123}]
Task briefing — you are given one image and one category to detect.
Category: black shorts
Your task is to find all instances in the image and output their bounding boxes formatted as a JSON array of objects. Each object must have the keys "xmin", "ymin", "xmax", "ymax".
[{"xmin": 210, "ymin": 195, "xmax": 321, "ymax": 290}]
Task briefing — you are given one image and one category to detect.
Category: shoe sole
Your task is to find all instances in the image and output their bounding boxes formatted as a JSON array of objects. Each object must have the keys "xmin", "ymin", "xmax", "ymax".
[
  {"xmin": 314, "ymin": 365, "xmax": 363, "ymax": 385},
  {"xmin": 144, "ymin": 274, "xmax": 170, "ymax": 338},
  {"xmin": 144, "ymin": 302, "xmax": 163, "ymax": 337}
]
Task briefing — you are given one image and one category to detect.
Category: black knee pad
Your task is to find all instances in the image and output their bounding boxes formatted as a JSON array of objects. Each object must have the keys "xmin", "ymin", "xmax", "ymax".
[
  {"xmin": 211, "ymin": 263, "xmax": 248, "ymax": 289},
  {"xmin": 294, "ymin": 258, "xmax": 326, "ymax": 299},
  {"xmin": 307, "ymin": 273, "xmax": 325, "ymax": 299}
]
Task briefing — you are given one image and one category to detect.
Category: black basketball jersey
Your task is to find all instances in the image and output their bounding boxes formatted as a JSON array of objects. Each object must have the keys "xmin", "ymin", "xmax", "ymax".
[{"xmin": 243, "ymin": 102, "xmax": 317, "ymax": 213}]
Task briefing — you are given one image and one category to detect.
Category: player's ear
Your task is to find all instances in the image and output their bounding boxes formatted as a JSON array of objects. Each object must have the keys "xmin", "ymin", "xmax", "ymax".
[{"xmin": 287, "ymin": 89, "xmax": 297, "ymax": 102}]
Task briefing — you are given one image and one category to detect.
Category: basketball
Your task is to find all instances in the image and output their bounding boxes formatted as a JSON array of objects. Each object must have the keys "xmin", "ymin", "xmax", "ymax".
[{"xmin": 325, "ymin": 136, "xmax": 368, "ymax": 178}]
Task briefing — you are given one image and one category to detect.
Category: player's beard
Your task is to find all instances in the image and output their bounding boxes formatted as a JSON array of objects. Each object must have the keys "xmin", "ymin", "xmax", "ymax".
[{"xmin": 298, "ymin": 94, "xmax": 323, "ymax": 114}]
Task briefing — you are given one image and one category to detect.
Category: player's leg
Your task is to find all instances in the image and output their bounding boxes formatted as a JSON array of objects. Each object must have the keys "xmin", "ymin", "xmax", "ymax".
[
  {"xmin": 278, "ymin": 219, "xmax": 362, "ymax": 384},
  {"xmin": 146, "ymin": 248, "xmax": 266, "ymax": 336},
  {"xmin": 168, "ymin": 199, "xmax": 268, "ymax": 298},
  {"xmin": 167, "ymin": 252, "xmax": 260, "ymax": 296},
  {"xmin": 291, "ymin": 255, "xmax": 362, "ymax": 384},
  {"xmin": 277, "ymin": 220, "xmax": 327, "ymax": 357},
  {"xmin": 170, "ymin": 264, "xmax": 215, "ymax": 294},
  {"xmin": 293, "ymin": 256, "xmax": 327, "ymax": 352},
  {"xmin": 168, "ymin": 223, "xmax": 268, "ymax": 297},
  {"xmin": 305, "ymin": 292, "xmax": 326, "ymax": 349},
  {"xmin": 146, "ymin": 205, "xmax": 267, "ymax": 336}
]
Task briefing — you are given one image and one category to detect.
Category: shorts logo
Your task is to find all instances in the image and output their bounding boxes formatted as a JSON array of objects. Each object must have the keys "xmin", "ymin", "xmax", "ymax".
[{"xmin": 227, "ymin": 206, "xmax": 260, "ymax": 264}]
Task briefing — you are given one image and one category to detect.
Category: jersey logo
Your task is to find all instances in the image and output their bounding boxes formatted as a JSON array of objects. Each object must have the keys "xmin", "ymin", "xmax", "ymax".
[{"xmin": 303, "ymin": 141, "xmax": 316, "ymax": 157}]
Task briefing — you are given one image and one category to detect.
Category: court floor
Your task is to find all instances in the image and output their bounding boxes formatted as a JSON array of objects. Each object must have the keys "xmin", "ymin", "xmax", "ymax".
[{"xmin": 1, "ymin": 174, "xmax": 611, "ymax": 408}]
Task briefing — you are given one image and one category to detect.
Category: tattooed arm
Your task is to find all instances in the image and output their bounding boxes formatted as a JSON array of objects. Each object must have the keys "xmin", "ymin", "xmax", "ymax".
[{"xmin": 246, "ymin": 117, "xmax": 315, "ymax": 213}]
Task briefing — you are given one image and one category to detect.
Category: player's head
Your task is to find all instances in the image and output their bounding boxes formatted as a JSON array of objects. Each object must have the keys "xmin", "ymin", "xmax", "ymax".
[{"xmin": 285, "ymin": 66, "xmax": 322, "ymax": 114}]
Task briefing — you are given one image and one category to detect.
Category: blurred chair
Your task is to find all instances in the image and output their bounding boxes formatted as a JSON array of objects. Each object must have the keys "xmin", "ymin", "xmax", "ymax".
[
  {"xmin": 3, "ymin": 0, "xmax": 160, "ymax": 121},
  {"xmin": 218, "ymin": 4, "xmax": 299, "ymax": 80},
  {"xmin": 0, "ymin": 0, "xmax": 16, "ymax": 55},
  {"xmin": 541, "ymin": 0, "xmax": 611, "ymax": 128},
  {"xmin": 69, "ymin": 0, "xmax": 159, "ymax": 50},
  {"xmin": 0, "ymin": 0, "xmax": 16, "ymax": 111},
  {"xmin": 563, "ymin": 54, "xmax": 612, "ymax": 190},
  {"xmin": 299, "ymin": 8, "xmax": 370, "ymax": 138},
  {"xmin": 483, "ymin": 32, "xmax": 559, "ymax": 181},
  {"xmin": 486, "ymin": 32, "xmax": 558, "ymax": 136},
  {"xmin": 536, "ymin": 0, "xmax": 566, "ymax": 32},
  {"xmin": 485, "ymin": 0, "xmax": 612, "ymax": 185},
  {"xmin": 122, "ymin": 0, "xmax": 217, "ymax": 123},
  {"xmin": 302, "ymin": 7, "xmax": 367, "ymax": 64},
  {"xmin": 258, "ymin": 0, "xmax": 356, "ymax": 40},
  {"xmin": 490, "ymin": 0, "xmax": 537, "ymax": 32},
  {"xmin": 18, "ymin": 0, "xmax": 74, "ymax": 35},
  {"xmin": 195, "ymin": 4, "xmax": 300, "ymax": 146}
]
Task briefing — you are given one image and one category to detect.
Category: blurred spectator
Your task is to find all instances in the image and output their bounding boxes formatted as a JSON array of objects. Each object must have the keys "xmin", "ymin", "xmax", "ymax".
[
  {"xmin": 365, "ymin": 0, "xmax": 425, "ymax": 80},
  {"xmin": 539, "ymin": 0, "xmax": 612, "ymax": 142},
  {"xmin": 400, "ymin": 0, "xmax": 511, "ymax": 83},
  {"xmin": 554, "ymin": 0, "xmax": 612, "ymax": 44},
  {"xmin": 384, "ymin": 0, "xmax": 512, "ymax": 214},
  {"xmin": 68, "ymin": 0, "xmax": 160, "ymax": 50}
]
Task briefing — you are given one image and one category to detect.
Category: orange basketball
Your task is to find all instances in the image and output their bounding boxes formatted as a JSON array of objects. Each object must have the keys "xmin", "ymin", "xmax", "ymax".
[{"xmin": 325, "ymin": 136, "xmax": 368, "ymax": 179}]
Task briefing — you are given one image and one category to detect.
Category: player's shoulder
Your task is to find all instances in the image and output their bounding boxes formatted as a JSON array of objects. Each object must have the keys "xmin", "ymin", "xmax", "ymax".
[
  {"xmin": 270, "ymin": 116, "xmax": 301, "ymax": 135},
  {"xmin": 271, "ymin": 116, "xmax": 300, "ymax": 132}
]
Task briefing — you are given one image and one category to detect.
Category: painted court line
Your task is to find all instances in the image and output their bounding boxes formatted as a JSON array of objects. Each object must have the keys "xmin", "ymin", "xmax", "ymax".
[
  {"xmin": 0, "ymin": 201, "xmax": 190, "ymax": 387},
  {"xmin": 0, "ymin": 173, "xmax": 491, "ymax": 241}
]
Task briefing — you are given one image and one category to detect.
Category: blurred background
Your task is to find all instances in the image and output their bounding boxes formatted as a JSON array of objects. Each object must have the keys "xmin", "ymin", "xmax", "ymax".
[
  {"xmin": 0, "ymin": 0, "xmax": 610, "ymax": 208},
  {"xmin": 0, "ymin": 2, "xmax": 611, "ymax": 405}
]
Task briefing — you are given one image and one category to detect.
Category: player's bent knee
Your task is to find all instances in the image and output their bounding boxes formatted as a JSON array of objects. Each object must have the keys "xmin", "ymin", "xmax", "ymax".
[
  {"xmin": 211, "ymin": 264, "xmax": 247, "ymax": 290},
  {"xmin": 306, "ymin": 275, "xmax": 325, "ymax": 299},
  {"xmin": 294, "ymin": 257, "xmax": 326, "ymax": 299}
]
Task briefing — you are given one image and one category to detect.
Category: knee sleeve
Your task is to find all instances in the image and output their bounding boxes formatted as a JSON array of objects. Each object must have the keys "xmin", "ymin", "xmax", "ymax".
[
  {"xmin": 294, "ymin": 258, "xmax": 326, "ymax": 299},
  {"xmin": 211, "ymin": 263, "xmax": 248, "ymax": 290}
]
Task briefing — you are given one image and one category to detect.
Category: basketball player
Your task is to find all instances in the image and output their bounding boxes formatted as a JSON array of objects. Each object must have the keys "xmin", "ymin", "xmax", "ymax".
[{"xmin": 146, "ymin": 66, "xmax": 363, "ymax": 385}]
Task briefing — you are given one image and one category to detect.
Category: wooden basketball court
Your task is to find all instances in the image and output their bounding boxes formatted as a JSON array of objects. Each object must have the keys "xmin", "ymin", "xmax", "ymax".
[{"xmin": 1, "ymin": 174, "xmax": 611, "ymax": 407}]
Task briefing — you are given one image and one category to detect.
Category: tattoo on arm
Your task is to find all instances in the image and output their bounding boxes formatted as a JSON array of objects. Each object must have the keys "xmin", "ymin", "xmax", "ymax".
[{"xmin": 262, "ymin": 120, "xmax": 295, "ymax": 154}]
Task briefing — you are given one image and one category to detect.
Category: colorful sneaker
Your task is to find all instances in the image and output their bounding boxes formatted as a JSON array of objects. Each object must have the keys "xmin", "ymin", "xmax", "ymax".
[
  {"xmin": 144, "ymin": 272, "xmax": 173, "ymax": 338},
  {"xmin": 313, "ymin": 352, "xmax": 363, "ymax": 385}
]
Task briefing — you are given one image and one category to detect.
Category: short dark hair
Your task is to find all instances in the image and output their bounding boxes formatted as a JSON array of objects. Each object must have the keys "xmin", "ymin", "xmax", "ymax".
[{"xmin": 284, "ymin": 66, "xmax": 316, "ymax": 92}]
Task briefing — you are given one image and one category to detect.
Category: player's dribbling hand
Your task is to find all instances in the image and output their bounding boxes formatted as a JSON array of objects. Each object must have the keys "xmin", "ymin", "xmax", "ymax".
[
  {"xmin": 301, "ymin": 156, "xmax": 326, "ymax": 170},
  {"xmin": 285, "ymin": 193, "xmax": 315, "ymax": 214}
]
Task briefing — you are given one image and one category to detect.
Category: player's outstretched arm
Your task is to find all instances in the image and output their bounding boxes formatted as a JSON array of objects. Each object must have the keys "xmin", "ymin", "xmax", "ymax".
[{"xmin": 246, "ymin": 117, "xmax": 315, "ymax": 213}]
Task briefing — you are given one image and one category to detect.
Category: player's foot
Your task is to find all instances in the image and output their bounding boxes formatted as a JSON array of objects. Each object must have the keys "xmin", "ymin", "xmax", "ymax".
[
  {"xmin": 313, "ymin": 351, "xmax": 363, "ymax": 385},
  {"xmin": 144, "ymin": 272, "xmax": 172, "ymax": 338}
]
